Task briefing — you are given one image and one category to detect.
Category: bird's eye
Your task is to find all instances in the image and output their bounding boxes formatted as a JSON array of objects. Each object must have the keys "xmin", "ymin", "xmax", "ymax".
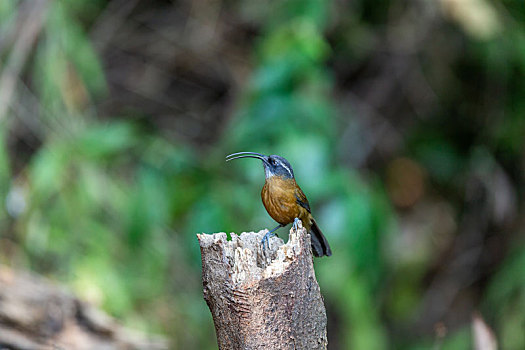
[{"xmin": 269, "ymin": 158, "xmax": 275, "ymax": 165}]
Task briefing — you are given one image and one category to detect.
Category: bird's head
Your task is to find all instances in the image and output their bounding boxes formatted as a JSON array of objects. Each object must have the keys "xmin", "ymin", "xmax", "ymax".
[{"xmin": 226, "ymin": 152, "xmax": 295, "ymax": 179}]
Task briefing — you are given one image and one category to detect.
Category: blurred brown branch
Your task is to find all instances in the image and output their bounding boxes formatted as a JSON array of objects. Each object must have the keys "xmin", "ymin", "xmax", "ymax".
[
  {"xmin": 0, "ymin": 0, "xmax": 48, "ymax": 122},
  {"xmin": 0, "ymin": 265, "xmax": 168, "ymax": 350}
]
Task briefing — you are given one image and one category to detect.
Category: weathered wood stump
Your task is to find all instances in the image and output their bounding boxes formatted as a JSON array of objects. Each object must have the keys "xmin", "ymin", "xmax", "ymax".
[{"xmin": 197, "ymin": 220, "xmax": 328, "ymax": 350}]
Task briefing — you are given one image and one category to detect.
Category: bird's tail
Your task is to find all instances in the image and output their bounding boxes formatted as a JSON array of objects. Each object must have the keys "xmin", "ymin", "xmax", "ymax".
[{"xmin": 309, "ymin": 218, "xmax": 332, "ymax": 257}]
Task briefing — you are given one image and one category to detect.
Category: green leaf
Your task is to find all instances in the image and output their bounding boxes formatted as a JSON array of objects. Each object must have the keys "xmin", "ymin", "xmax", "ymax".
[
  {"xmin": 29, "ymin": 145, "xmax": 67, "ymax": 200},
  {"xmin": 74, "ymin": 122, "xmax": 136, "ymax": 160},
  {"xmin": 0, "ymin": 123, "xmax": 10, "ymax": 201},
  {"xmin": 46, "ymin": 1, "xmax": 106, "ymax": 96}
]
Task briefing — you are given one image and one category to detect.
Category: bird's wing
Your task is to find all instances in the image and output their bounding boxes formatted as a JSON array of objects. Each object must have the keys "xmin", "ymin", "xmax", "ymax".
[{"xmin": 294, "ymin": 188, "xmax": 311, "ymax": 213}]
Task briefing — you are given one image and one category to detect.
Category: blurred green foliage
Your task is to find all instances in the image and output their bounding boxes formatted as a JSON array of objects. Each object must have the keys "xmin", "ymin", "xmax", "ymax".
[{"xmin": 1, "ymin": 0, "xmax": 525, "ymax": 349}]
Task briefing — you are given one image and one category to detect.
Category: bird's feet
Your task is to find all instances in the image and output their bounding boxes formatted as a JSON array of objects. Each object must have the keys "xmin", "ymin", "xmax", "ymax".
[
  {"xmin": 292, "ymin": 217, "xmax": 301, "ymax": 231},
  {"xmin": 260, "ymin": 224, "xmax": 283, "ymax": 254},
  {"xmin": 261, "ymin": 231, "xmax": 276, "ymax": 252}
]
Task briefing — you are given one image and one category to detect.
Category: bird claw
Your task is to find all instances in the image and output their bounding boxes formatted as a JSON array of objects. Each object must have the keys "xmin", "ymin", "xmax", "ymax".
[
  {"xmin": 260, "ymin": 224, "xmax": 282, "ymax": 254},
  {"xmin": 292, "ymin": 218, "xmax": 301, "ymax": 231},
  {"xmin": 261, "ymin": 231, "xmax": 276, "ymax": 253}
]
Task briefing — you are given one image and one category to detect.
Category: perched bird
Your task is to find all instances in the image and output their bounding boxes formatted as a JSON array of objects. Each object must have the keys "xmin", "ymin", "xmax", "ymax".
[{"xmin": 226, "ymin": 152, "xmax": 332, "ymax": 257}]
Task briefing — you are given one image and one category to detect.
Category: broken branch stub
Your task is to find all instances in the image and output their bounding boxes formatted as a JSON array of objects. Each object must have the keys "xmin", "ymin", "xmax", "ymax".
[{"xmin": 197, "ymin": 221, "xmax": 328, "ymax": 350}]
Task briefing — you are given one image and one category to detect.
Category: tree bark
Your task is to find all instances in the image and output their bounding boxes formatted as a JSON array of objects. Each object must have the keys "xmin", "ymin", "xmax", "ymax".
[{"xmin": 197, "ymin": 220, "xmax": 328, "ymax": 350}]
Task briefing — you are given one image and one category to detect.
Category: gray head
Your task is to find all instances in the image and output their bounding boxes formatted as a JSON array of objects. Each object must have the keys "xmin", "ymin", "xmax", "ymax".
[{"xmin": 226, "ymin": 152, "xmax": 295, "ymax": 179}]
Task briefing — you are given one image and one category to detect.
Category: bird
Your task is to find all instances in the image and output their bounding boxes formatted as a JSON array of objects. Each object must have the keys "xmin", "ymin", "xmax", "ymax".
[{"xmin": 226, "ymin": 151, "xmax": 332, "ymax": 257}]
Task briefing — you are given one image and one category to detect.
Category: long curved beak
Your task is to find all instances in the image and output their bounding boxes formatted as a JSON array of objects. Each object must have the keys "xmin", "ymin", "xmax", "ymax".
[{"xmin": 226, "ymin": 151, "xmax": 268, "ymax": 164}]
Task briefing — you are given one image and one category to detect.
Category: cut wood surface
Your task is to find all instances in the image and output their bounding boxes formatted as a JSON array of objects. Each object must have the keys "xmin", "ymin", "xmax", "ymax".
[
  {"xmin": 0, "ymin": 265, "xmax": 168, "ymax": 350},
  {"xmin": 198, "ymin": 220, "xmax": 328, "ymax": 350}
]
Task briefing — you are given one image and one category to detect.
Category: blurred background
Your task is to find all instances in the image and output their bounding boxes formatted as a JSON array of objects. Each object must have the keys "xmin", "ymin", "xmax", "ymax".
[{"xmin": 1, "ymin": 0, "xmax": 524, "ymax": 348}]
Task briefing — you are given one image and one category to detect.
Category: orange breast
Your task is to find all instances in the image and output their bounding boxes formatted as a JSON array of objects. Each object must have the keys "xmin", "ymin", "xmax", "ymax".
[{"xmin": 261, "ymin": 177, "xmax": 310, "ymax": 226}]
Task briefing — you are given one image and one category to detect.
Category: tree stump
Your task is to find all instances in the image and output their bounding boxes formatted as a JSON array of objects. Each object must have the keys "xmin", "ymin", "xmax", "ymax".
[{"xmin": 197, "ymin": 220, "xmax": 328, "ymax": 350}]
